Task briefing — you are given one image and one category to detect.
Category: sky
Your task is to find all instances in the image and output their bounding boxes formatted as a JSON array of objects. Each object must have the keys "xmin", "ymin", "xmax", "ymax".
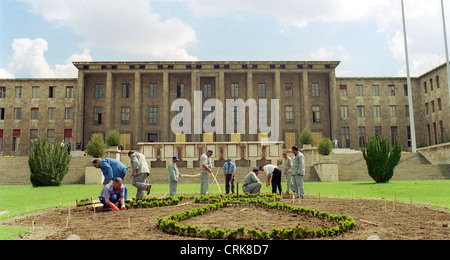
[{"xmin": 1, "ymin": 0, "xmax": 450, "ymax": 79}]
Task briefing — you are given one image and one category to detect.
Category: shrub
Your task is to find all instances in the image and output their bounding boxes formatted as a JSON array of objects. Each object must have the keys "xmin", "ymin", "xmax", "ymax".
[
  {"xmin": 317, "ymin": 137, "xmax": 333, "ymax": 155},
  {"xmin": 361, "ymin": 136, "xmax": 402, "ymax": 183},
  {"xmin": 29, "ymin": 139, "xmax": 71, "ymax": 187},
  {"xmin": 299, "ymin": 128, "xmax": 314, "ymax": 145},
  {"xmin": 86, "ymin": 133, "xmax": 106, "ymax": 158},
  {"xmin": 106, "ymin": 130, "xmax": 121, "ymax": 147}
]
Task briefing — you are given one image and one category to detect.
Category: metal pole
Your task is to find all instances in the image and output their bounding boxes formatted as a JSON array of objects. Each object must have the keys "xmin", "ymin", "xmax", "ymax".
[
  {"xmin": 401, "ymin": 0, "xmax": 417, "ymax": 153},
  {"xmin": 441, "ymin": 0, "xmax": 450, "ymax": 108}
]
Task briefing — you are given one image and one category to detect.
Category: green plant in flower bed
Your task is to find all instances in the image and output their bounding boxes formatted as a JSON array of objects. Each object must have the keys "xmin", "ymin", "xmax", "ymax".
[{"xmin": 154, "ymin": 194, "xmax": 355, "ymax": 240}]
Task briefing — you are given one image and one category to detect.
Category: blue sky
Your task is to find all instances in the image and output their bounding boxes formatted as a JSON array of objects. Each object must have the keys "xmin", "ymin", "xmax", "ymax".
[{"xmin": 1, "ymin": 0, "xmax": 450, "ymax": 78}]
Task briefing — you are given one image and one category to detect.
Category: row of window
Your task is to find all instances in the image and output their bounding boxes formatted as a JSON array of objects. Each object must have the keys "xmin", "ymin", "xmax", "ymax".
[
  {"xmin": 0, "ymin": 86, "xmax": 74, "ymax": 99},
  {"xmin": 0, "ymin": 129, "xmax": 72, "ymax": 153},
  {"xmin": 425, "ymin": 99, "xmax": 443, "ymax": 114},
  {"xmin": 339, "ymin": 84, "xmax": 409, "ymax": 97},
  {"xmin": 340, "ymin": 105, "xmax": 410, "ymax": 118},
  {"xmin": 340, "ymin": 126, "xmax": 408, "ymax": 149},
  {"xmin": 0, "ymin": 107, "xmax": 73, "ymax": 120},
  {"xmin": 423, "ymin": 76, "xmax": 440, "ymax": 93}
]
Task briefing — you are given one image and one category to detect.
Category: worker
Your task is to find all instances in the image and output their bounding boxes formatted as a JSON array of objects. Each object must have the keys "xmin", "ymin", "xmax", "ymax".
[
  {"xmin": 259, "ymin": 164, "xmax": 282, "ymax": 195},
  {"xmin": 168, "ymin": 156, "xmax": 181, "ymax": 197},
  {"xmin": 242, "ymin": 168, "xmax": 262, "ymax": 194},
  {"xmin": 92, "ymin": 158, "xmax": 128, "ymax": 185},
  {"xmin": 128, "ymin": 151, "xmax": 152, "ymax": 199},
  {"xmin": 200, "ymin": 150, "xmax": 213, "ymax": 195},
  {"xmin": 282, "ymin": 153, "xmax": 293, "ymax": 195},
  {"xmin": 222, "ymin": 158, "xmax": 236, "ymax": 194},
  {"xmin": 99, "ymin": 177, "xmax": 127, "ymax": 211},
  {"xmin": 291, "ymin": 146, "xmax": 306, "ymax": 199}
]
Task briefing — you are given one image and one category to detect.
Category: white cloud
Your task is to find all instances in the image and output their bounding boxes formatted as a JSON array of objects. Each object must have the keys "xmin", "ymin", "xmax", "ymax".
[
  {"xmin": 310, "ymin": 45, "xmax": 350, "ymax": 62},
  {"xmin": 18, "ymin": 0, "xmax": 198, "ymax": 61},
  {"xmin": 1, "ymin": 38, "xmax": 92, "ymax": 78}
]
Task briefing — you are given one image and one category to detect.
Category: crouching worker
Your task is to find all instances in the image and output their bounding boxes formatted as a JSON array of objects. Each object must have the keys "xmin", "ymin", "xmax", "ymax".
[
  {"xmin": 99, "ymin": 177, "xmax": 128, "ymax": 211},
  {"xmin": 242, "ymin": 168, "xmax": 262, "ymax": 194}
]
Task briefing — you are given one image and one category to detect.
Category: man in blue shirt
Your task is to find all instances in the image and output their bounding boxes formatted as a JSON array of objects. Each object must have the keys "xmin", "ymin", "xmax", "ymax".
[
  {"xmin": 222, "ymin": 158, "xmax": 236, "ymax": 194},
  {"xmin": 93, "ymin": 158, "xmax": 128, "ymax": 185},
  {"xmin": 99, "ymin": 177, "xmax": 127, "ymax": 211}
]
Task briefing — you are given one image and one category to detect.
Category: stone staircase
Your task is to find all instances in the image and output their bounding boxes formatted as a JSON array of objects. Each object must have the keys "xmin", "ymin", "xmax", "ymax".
[{"xmin": 329, "ymin": 152, "xmax": 450, "ymax": 181}]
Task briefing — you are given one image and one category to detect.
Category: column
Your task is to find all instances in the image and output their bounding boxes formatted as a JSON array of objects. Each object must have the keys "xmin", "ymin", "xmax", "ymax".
[
  {"xmin": 302, "ymin": 71, "xmax": 310, "ymax": 130},
  {"xmin": 216, "ymin": 71, "xmax": 225, "ymax": 141},
  {"xmin": 329, "ymin": 70, "xmax": 339, "ymax": 141},
  {"xmin": 162, "ymin": 71, "xmax": 170, "ymax": 142},
  {"xmin": 191, "ymin": 71, "xmax": 200, "ymax": 142},
  {"xmin": 106, "ymin": 71, "xmax": 114, "ymax": 131},
  {"xmin": 76, "ymin": 70, "xmax": 85, "ymax": 148},
  {"xmin": 246, "ymin": 71, "xmax": 253, "ymax": 142},
  {"xmin": 134, "ymin": 72, "xmax": 142, "ymax": 148}
]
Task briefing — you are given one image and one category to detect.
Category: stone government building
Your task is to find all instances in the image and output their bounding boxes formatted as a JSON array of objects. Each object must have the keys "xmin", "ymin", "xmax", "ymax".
[{"xmin": 0, "ymin": 61, "xmax": 449, "ymax": 156}]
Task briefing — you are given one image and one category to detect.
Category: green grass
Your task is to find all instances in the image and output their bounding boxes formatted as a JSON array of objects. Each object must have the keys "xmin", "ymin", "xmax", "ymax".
[{"xmin": 1, "ymin": 180, "xmax": 449, "ymax": 239}]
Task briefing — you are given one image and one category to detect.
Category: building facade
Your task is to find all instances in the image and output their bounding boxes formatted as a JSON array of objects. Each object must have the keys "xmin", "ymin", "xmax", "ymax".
[{"xmin": 0, "ymin": 61, "xmax": 449, "ymax": 156}]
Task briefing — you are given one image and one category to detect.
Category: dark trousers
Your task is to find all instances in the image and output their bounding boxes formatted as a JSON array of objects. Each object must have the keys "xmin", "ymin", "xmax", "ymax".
[
  {"xmin": 271, "ymin": 168, "xmax": 282, "ymax": 194},
  {"xmin": 225, "ymin": 174, "xmax": 235, "ymax": 194}
]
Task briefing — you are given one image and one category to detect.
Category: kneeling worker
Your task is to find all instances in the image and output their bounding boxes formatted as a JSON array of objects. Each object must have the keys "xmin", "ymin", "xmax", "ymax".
[
  {"xmin": 99, "ymin": 177, "xmax": 127, "ymax": 211},
  {"xmin": 242, "ymin": 168, "xmax": 262, "ymax": 194}
]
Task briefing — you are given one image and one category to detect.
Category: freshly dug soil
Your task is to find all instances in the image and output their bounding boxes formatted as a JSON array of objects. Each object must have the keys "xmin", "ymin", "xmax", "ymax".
[{"xmin": 3, "ymin": 196, "xmax": 449, "ymax": 240}]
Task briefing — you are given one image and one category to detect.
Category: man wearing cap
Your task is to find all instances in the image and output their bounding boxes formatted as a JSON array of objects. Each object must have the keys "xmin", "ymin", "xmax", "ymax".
[
  {"xmin": 242, "ymin": 169, "xmax": 262, "ymax": 194},
  {"xmin": 168, "ymin": 156, "xmax": 182, "ymax": 197},
  {"xmin": 128, "ymin": 151, "xmax": 152, "ymax": 199},
  {"xmin": 200, "ymin": 150, "xmax": 213, "ymax": 195},
  {"xmin": 222, "ymin": 158, "xmax": 236, "ymax": 194}
]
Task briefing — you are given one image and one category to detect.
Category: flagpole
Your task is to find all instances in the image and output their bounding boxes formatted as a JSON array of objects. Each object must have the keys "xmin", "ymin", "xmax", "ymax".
[
  {"xmin": 441, "ymin": 0, "xmax": 450, "ymax": 109},
  {"xmin": 401, "ymin": 0, "xmax": 417, "ymax": 153}
]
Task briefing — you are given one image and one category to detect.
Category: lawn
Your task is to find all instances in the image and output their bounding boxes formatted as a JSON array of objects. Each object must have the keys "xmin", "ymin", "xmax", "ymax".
[{"xmin": 1, "ymin": 180, "xmax": 449, "ymax": 239}]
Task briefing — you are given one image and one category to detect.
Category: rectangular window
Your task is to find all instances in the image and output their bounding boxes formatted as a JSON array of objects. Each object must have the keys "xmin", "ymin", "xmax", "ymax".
[
  {"xmin": 12, "ymin": 129, "xmax": 20, "ymax": 152},
  {"xmin": 233, "ymin": 107, "xmax": 240, "ymax": 124},
  {"xmin": 436, "ymin": 76, "xmax": 440, "ymax": 88},
  {"xmin": 0, "ymin": 108, "xmax": 4, "ymax": 120},
  {"xmin": 339, "ymin": 85, "xmax": 347, "ymax": 97},
  {"xmin": 431, "ymin": 100, "xmax": 435, "ymax": 113},
  {"xmin": 64, "ymin": 129, "xmax": 72, "ymax": 147},
  {"xmin": 66, "ymin": 86, "xmax": 74, "ymax": 98},
  {"xmin": 357, "ymin": 106, "xmax": 365, "ymax": 117},
  {"xmin": 375, "ymin": 126, "xmax": 382, "ymax": 137},
  {"xmin": 204, "ymin": 84, "xmax": 212, "ymax": 98},
  {"xmin": 49, "ymin": 86, "xmax": 56, "ymax": 98},
  {"xmin": 14, "ymin": 108, "xmax": 21, "ymax": 120},
  {"xmin": 0, "ymin": 130, "xmax": 3, "ymax": 152},
  {"xmin": 286, "ymin": 106, "xmax": 294, "ymax": 123},
  {"xmin": 340, "ymin": 106, "xmax": 348, "ymax": 118},
  {"xmin": 404, "ymin": 85, "xmax": 408, "ymax": 96},
  {"xmin": 30, "ymin": 129, "xmax": 39, "ymax": 149},
  {"xmin": 95, "ymin": 84, "xmax": 103, "ymax": 98},
  {"xmin": 358, "ymin": 127, "xmax": 366, "ymax": 147},
  {"xmin": 31, "ymin": 108, "xmax": 39, "ymax": 120},
  {"xmin": 389, "ymin": 105, "xmax": 397, "ymax": 117},
  {"xmin": 258, "ymin": 83, "xmax": 266, "ymax": 98},
  {"xmin": 438, "ymin": 98, "xmax": 442, "ymax": 111},
  {"xmin": 373, "ymin": 106, "xmax": 381, "ymax": 118},
  {"xmin": 121, "ymin": 107, "xmax": 130, "ymax": 124},
  {"xmin": 48, "ymin": 107, "xmax": 56, "ymax": 120},
  {"xmin": 430, "ymin": 79, "xmax": 434, "ymax": 91},
  {"xmin": 148, "ymin": 107, "xmax": 158, "ymax": 124},
  {"xmin": 47, "ymin": 129, "xmax": 55, "ymax": 144},
  {"xmin": 407, "ymin": 126, "xmax": 411, "ymax": 148},
  {"xmin": 15, "ymin": 87, "xmax": 22, "ymax": 98},
  {"xmin": 148, "ymin": 134, "xmax": 158, "ymax": 143},
  {"xmin": 32, "ymin": 86, "xmax": 40, "ymax": 98},
  {"xmin": 425, "ymin": 103, "xmax": 429, "ymax": 115},
  {"xmin": 0, "ymin": 87, "xmax": 5, "ymax": 98},
  {"xmin": 285, "ymin": 83, "xmax": 293, "ymax": 97},
  {"xmin": 258, "ymin": 105, "xmax": 267, "ymax": 124},
  {"xmin": 388, "ymin": 85, "xmax": 395, "ymax": 96},
  {"xmin": 372, "ymin": 85, "xmax": 380, "ymax": 96},
  {"xmin": 391, "ymin": 126, "xmax": 398, "ymax": 145},
  {"xmin": 424, "ymin": 82, "xmax": 428, "ymax": 93},
  {"xmin": 65, "ymin": 107, "xmax": 73, "ymax": 120},
  {"xmin": 311, "ymin": 83, "xmax": 319, "ymax": 97},
  {"xmin": 312, "ymin": 106, "xmax": 320, "ymax": 123},
  {"xmin": 231, "ymin": 83, "xmax": 239, "ymax": 98},
  {"xmin": 150, "ymin": 83, "xmax": 157, "ymax": 98},
  {"xmin": 177, "ymin": 84, "xmax": 185, "ymax": 98},
  {"xmin": 122, "ymin": 84, "xmax": 130, "ymax": 98},
  {"xmin": 341, "ymin": 128, "xmax": 350, "ymax": 148},
  {"xmin": 356, "ymin": 85, "xmax": 363, "ymax": 96},
  {"xmin": 94, "ymin": 108, "xmax": 103, "ymax": 125},
  {"xmin": 405, "ymin": 105, "xmax": 409, "ymax": 117}
]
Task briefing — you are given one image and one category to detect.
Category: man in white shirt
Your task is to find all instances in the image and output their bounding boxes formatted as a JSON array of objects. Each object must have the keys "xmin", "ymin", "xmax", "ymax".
[
  {"xmin": 200, "ymin": 150, "xmax": 213, "ymax": 195},
  {"xmin": 259, "ymin": 164, "xmax": 282, "ymax": 195}
]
